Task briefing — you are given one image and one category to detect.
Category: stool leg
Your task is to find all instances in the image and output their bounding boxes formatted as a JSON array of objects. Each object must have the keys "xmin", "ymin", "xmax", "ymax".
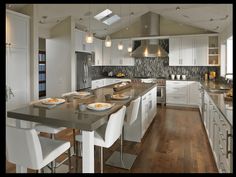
[
  {"xmin": 50, "ymin": 134, "xmax": 56, "ymax": 173},
  {"xmin": 75, "ymin": 141, "xmax": 78, "ymax": 173},
  {"xmin": 100, "ymin": 147, "xmax": 103, "ymax": 173},
  {"xmin": 73, "ymin": 129, "xmax": 76, "ymax": 155},
  {"xmin": 68, "ymin": 148, "xmax": 71, "ymax": 172}
]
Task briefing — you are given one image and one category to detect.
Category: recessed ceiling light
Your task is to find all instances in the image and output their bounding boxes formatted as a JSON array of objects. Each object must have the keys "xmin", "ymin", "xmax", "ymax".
[
  {"xmin": 94, "ymin": 9, "xmax": 112, "ymax": 21},
  {"xmin": 176, "ymin": 6, "xmax": 180, "ymax": 11},
  {"xmin": 102, "ymin": 14, "xmax": 120, "ymax": 25}
]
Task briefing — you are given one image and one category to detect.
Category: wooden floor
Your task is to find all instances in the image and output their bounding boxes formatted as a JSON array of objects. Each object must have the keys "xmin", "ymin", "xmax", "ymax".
[{"xmin": 6, "ymin": 105, "xmax": 218, "ymax": 173}]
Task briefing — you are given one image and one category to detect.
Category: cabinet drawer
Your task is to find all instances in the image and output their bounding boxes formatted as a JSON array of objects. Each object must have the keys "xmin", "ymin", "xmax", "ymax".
[
  {"xmin": 166, "ymin": 86, "xmax": 187, "ymax": 95},
  {"xmin": 166, "ymin": 95, "xmax": 187, "ymax": 104}
]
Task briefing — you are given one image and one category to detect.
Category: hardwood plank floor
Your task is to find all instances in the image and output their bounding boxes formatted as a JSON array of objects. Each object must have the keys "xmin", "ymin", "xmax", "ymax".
[{"xmin": 5, "ymin": 105, "xmax": 218, "ymax": 173}]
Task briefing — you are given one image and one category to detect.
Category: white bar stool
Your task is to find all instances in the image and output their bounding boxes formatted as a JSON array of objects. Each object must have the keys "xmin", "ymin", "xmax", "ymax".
[
  {"xmin": 6, "ymin": 126, "xmax": 71, "ymax": 173},
  {"xmin": 75, "ymin": 106, "xmax": 126, "ymax": 173},
  {"xmin": 105, "ymin": 96, "xmax": 141, "ymax": 170}
]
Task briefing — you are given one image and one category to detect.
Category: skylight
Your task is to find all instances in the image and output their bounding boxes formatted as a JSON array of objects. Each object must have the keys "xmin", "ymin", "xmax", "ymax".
[
  {"xmin": 102, "ymin": 15, "xmax": 120, "ymax": 25},
  {"xmin": 94, "ymin": 9, "xmax": 112, "ymax": 21}
]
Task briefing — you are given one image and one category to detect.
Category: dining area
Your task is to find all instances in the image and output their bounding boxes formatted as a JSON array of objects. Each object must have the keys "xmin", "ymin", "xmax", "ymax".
[{"xmin": 6, "ymin": 82, "xmax": 157, "ymax": 173}]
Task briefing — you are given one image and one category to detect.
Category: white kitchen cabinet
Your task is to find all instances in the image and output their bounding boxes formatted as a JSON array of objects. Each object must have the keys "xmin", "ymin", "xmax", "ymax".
[
  {"xmin": 188, "ymin": 81, "xmax": 201, "ymax": 106},
  {"xmin": 102, "ymin": 39, "xmax": 134, "ymax": 66},
  {"xmin": 6, "ymin": 10, "xmax": 30, "ymax": 127},
  {"xmin": 166, "ymin": 81, "xmax": 188, "ymax": 105},
  {"xmin": 169, "ymin": 35, "xmax": 209, "ymax": 66},
  {"xmin": 111, "ymin": 39, "xmax": 124, "ymax": 65},
  {"xmin": 91, "ymin": 79, "xmax": 105, "ymax": 89},
  {"xmin": 75, "ymin": 29, "xmax": 93, "ymax": 53},
  {"xmin": 102, "ymin": 42, "xmax": 112, "ymax": 65},
  {"xmin": 203, "ymin": 91, "xmax": 233, "ymax": 173},
  {"xmin": 166, "ymin": 81, "xmax": 201, "ymax": 107},
  {"xmin": 122, "ymin": 39, "xmax": 135, "ymax": 66},
  {"xmin": 93, "ymin": 38, "xmax": 103, "ymax": 66},
  {"xmin": 193, "ymin": 36, "xmax": 208, "ymax": 66},
  {"xmin": 169, "ymin": 37, "xmax": 181, "ymax": 66},
  {"xmin": 169, "ymin": 36, "xmax": 193, "ymax": 66}
]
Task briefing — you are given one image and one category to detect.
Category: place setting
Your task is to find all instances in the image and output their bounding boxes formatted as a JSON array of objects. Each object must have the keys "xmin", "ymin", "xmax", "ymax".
[{"xmin": 33, "ymin": 98, "xmax": 66, "ymax": 109}]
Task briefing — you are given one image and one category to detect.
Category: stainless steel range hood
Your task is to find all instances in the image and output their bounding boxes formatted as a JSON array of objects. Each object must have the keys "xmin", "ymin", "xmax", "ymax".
[{"xmin": 131, "ymin": 12, "xmax": 168, "ymax": 58}]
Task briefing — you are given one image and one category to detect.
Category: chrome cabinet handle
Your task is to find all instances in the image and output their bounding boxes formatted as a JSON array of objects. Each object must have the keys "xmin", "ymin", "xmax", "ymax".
[
  {"xmin": 9, "ymin": 87, "xmax": 15, "ymax": 99},
  {"xmin": 226, "ymin": 130, "xmax": 232, "ymax": 159}
]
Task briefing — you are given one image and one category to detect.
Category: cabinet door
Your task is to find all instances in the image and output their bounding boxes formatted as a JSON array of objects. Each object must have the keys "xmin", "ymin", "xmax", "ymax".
[
  {"xmin": 193, "ymin": 36, "xmax": 208, "ymax": 66},
  {"xmin": 75, "ymin": 29, "xmax": 84, "ymax": 52},
  {"xmin": 6, "ymin": 12, "xmax": 28, "ymax": 49},
  {"xmin": 110, "ymin": 39, "xmax": 123, "ymax": 65},
  {"xmin": 122, "ymin": 39, "xmax": 134, "ymax": 66},
  {"xmin": 94, "ymin": 38, "xmax": 103, "ymax": 65},
  {"xmin": 102, "ymin": 42, "xmax": 111, "ymax": 65},
  {"xmin": 188, "ymin": 81, "xmax": 200, "ymax": 105},
  {"xmin": 181, "ymin": 37, "xmax": 194, "ymax": 66},
  {"xmin": 169, "ymin": 37, "xmax": 181, "ymax": 66}
]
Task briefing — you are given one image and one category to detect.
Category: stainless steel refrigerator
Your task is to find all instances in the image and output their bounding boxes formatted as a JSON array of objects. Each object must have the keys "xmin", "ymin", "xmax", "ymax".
[{"xmin": 76, "ymin": 51, "xmax": 94, "ymax": 90}]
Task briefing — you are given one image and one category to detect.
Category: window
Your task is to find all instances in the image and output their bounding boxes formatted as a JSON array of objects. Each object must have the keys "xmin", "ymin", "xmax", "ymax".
[
  {"xmin": 226, "ymin": 36, "xmax": 233, "ymax": 74},
  {"xmin": 220, "ymin": 36, "xmax": 233, "ymax": 78}
]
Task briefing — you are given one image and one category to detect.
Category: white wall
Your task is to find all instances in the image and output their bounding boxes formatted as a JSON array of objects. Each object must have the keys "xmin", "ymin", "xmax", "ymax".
[{"xmin": 46, "ymin": 16, "xmax": 75, "ymax": 97}]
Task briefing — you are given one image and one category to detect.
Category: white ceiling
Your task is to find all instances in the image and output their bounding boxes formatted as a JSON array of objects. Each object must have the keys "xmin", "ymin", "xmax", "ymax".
[{"xmin": 7, "ymin": 4, "xmax": 232, "ymax": 38}]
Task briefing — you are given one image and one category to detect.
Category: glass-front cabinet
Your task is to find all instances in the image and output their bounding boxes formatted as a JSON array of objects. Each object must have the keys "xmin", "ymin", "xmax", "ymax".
[{"xmin": 208, "ymin": 35, "xmax": 219, "ymax": 66}]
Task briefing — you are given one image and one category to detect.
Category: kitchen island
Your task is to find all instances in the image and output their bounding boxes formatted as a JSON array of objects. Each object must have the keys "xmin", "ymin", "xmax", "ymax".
[{"xmin": 7, "ymin": 82, "xmax": 157, "ymax": 173}]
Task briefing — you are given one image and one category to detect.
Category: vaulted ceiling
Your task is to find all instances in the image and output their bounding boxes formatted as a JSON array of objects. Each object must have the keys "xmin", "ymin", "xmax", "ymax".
[{"xmin": 6, "ymin": 4, "xmax": 232, "ymax": 38}]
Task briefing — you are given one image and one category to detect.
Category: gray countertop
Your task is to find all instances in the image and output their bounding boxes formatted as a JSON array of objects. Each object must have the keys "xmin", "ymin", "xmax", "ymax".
[
  {"xmin": 7, "ymin": 83, "xmax": 157, "ymax": 131},
  {"xmin": 200, "ymin": 81, "xmax": 233, "ymax": 126}
]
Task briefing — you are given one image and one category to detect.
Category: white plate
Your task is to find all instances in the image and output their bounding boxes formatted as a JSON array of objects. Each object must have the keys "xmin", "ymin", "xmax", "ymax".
[
  {"xmin": 74, "ymin": 91, "xmax": 91, "ymax": 97},
  {"xmin": 111, "ymin": 94, "xmax": 130, "ymax": 100},
  {"xmin": 42, "ymin": 98, "xmax": 65, "ymax": 105},
  {"xmin": 87, "ymin": 102, "xmax": 114, "ymax": 111}
]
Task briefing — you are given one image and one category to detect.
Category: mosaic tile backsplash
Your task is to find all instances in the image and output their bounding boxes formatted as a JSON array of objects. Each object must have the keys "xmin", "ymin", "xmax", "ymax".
[{"xmin": 91, "ymin": 57, "xmax": 220, "ymax": 80}]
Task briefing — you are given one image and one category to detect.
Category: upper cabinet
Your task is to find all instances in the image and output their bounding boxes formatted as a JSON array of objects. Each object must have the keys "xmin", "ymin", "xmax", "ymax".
[
  {"xmin": 193, "ymin": 36, "xmax": 208, "ymax": 66},
  {"xmin": 208, "ymin": 35, "xmax": 219, "ymax": 66},
  {"xmin": 169, "ymin": 35, "xmax": 210, "ymax": 66},
  {"xmin": 169, "ymin": 36, "xmax": 193, "ymax": 66},
  {"xmin": 75, "ymin": 29, "xmax": 93, "ymax": 53},
  {"xmin": 93, "ymin": 37, "xmax": 103, "ymax": 66},
  {"xmin": 102, "ymin": 39, "xmax": 134, "ymax": 66},
  {"xmin": 6, "ymin": 10, "xmax": 28, "ymax": 49}
]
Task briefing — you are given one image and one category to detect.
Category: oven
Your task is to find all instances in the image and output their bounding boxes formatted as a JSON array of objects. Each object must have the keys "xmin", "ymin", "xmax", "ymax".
[
  {"xmin": 156, "ymin": 78, "xmax": 166, "ymax": 106},
  {"xmin": 157, "ymin": 86, "xmax": 166, "ymax": 105}
]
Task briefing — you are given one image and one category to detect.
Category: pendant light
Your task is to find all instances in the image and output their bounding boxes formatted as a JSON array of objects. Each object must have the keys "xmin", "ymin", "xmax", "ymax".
[
  {"xmin": 105, "ymin": 35, "xmax": 111, "ymax": 47},
  {"xmin": 118, "ymin": 4, "xmax": 123, "ymax": 50},
  {"xmin": 86, "ymin": 4, "xmax": 93, "ymax": 43},
  {"xmin": 105, "ymin": 4, "xmax": 112, "ymax": 47}
]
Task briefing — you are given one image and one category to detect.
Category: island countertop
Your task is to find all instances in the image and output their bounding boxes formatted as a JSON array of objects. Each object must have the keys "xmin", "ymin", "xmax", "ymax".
[{"xmin": 7, "ymin": 82, "xmax": 157, "ymax": 131}]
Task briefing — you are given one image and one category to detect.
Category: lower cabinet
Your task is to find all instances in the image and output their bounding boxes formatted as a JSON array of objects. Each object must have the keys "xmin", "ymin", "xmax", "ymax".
[
  {"xmin": 166, "ymin": 80, "xmax": 200, "ymax": 107},
  {"xmin": 203, "ymin": 92, "xmax": 233, "ymax": 173},
  {"xmin": 124, "ymin": 86, "xmax": 157, "ymax": 142}
]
